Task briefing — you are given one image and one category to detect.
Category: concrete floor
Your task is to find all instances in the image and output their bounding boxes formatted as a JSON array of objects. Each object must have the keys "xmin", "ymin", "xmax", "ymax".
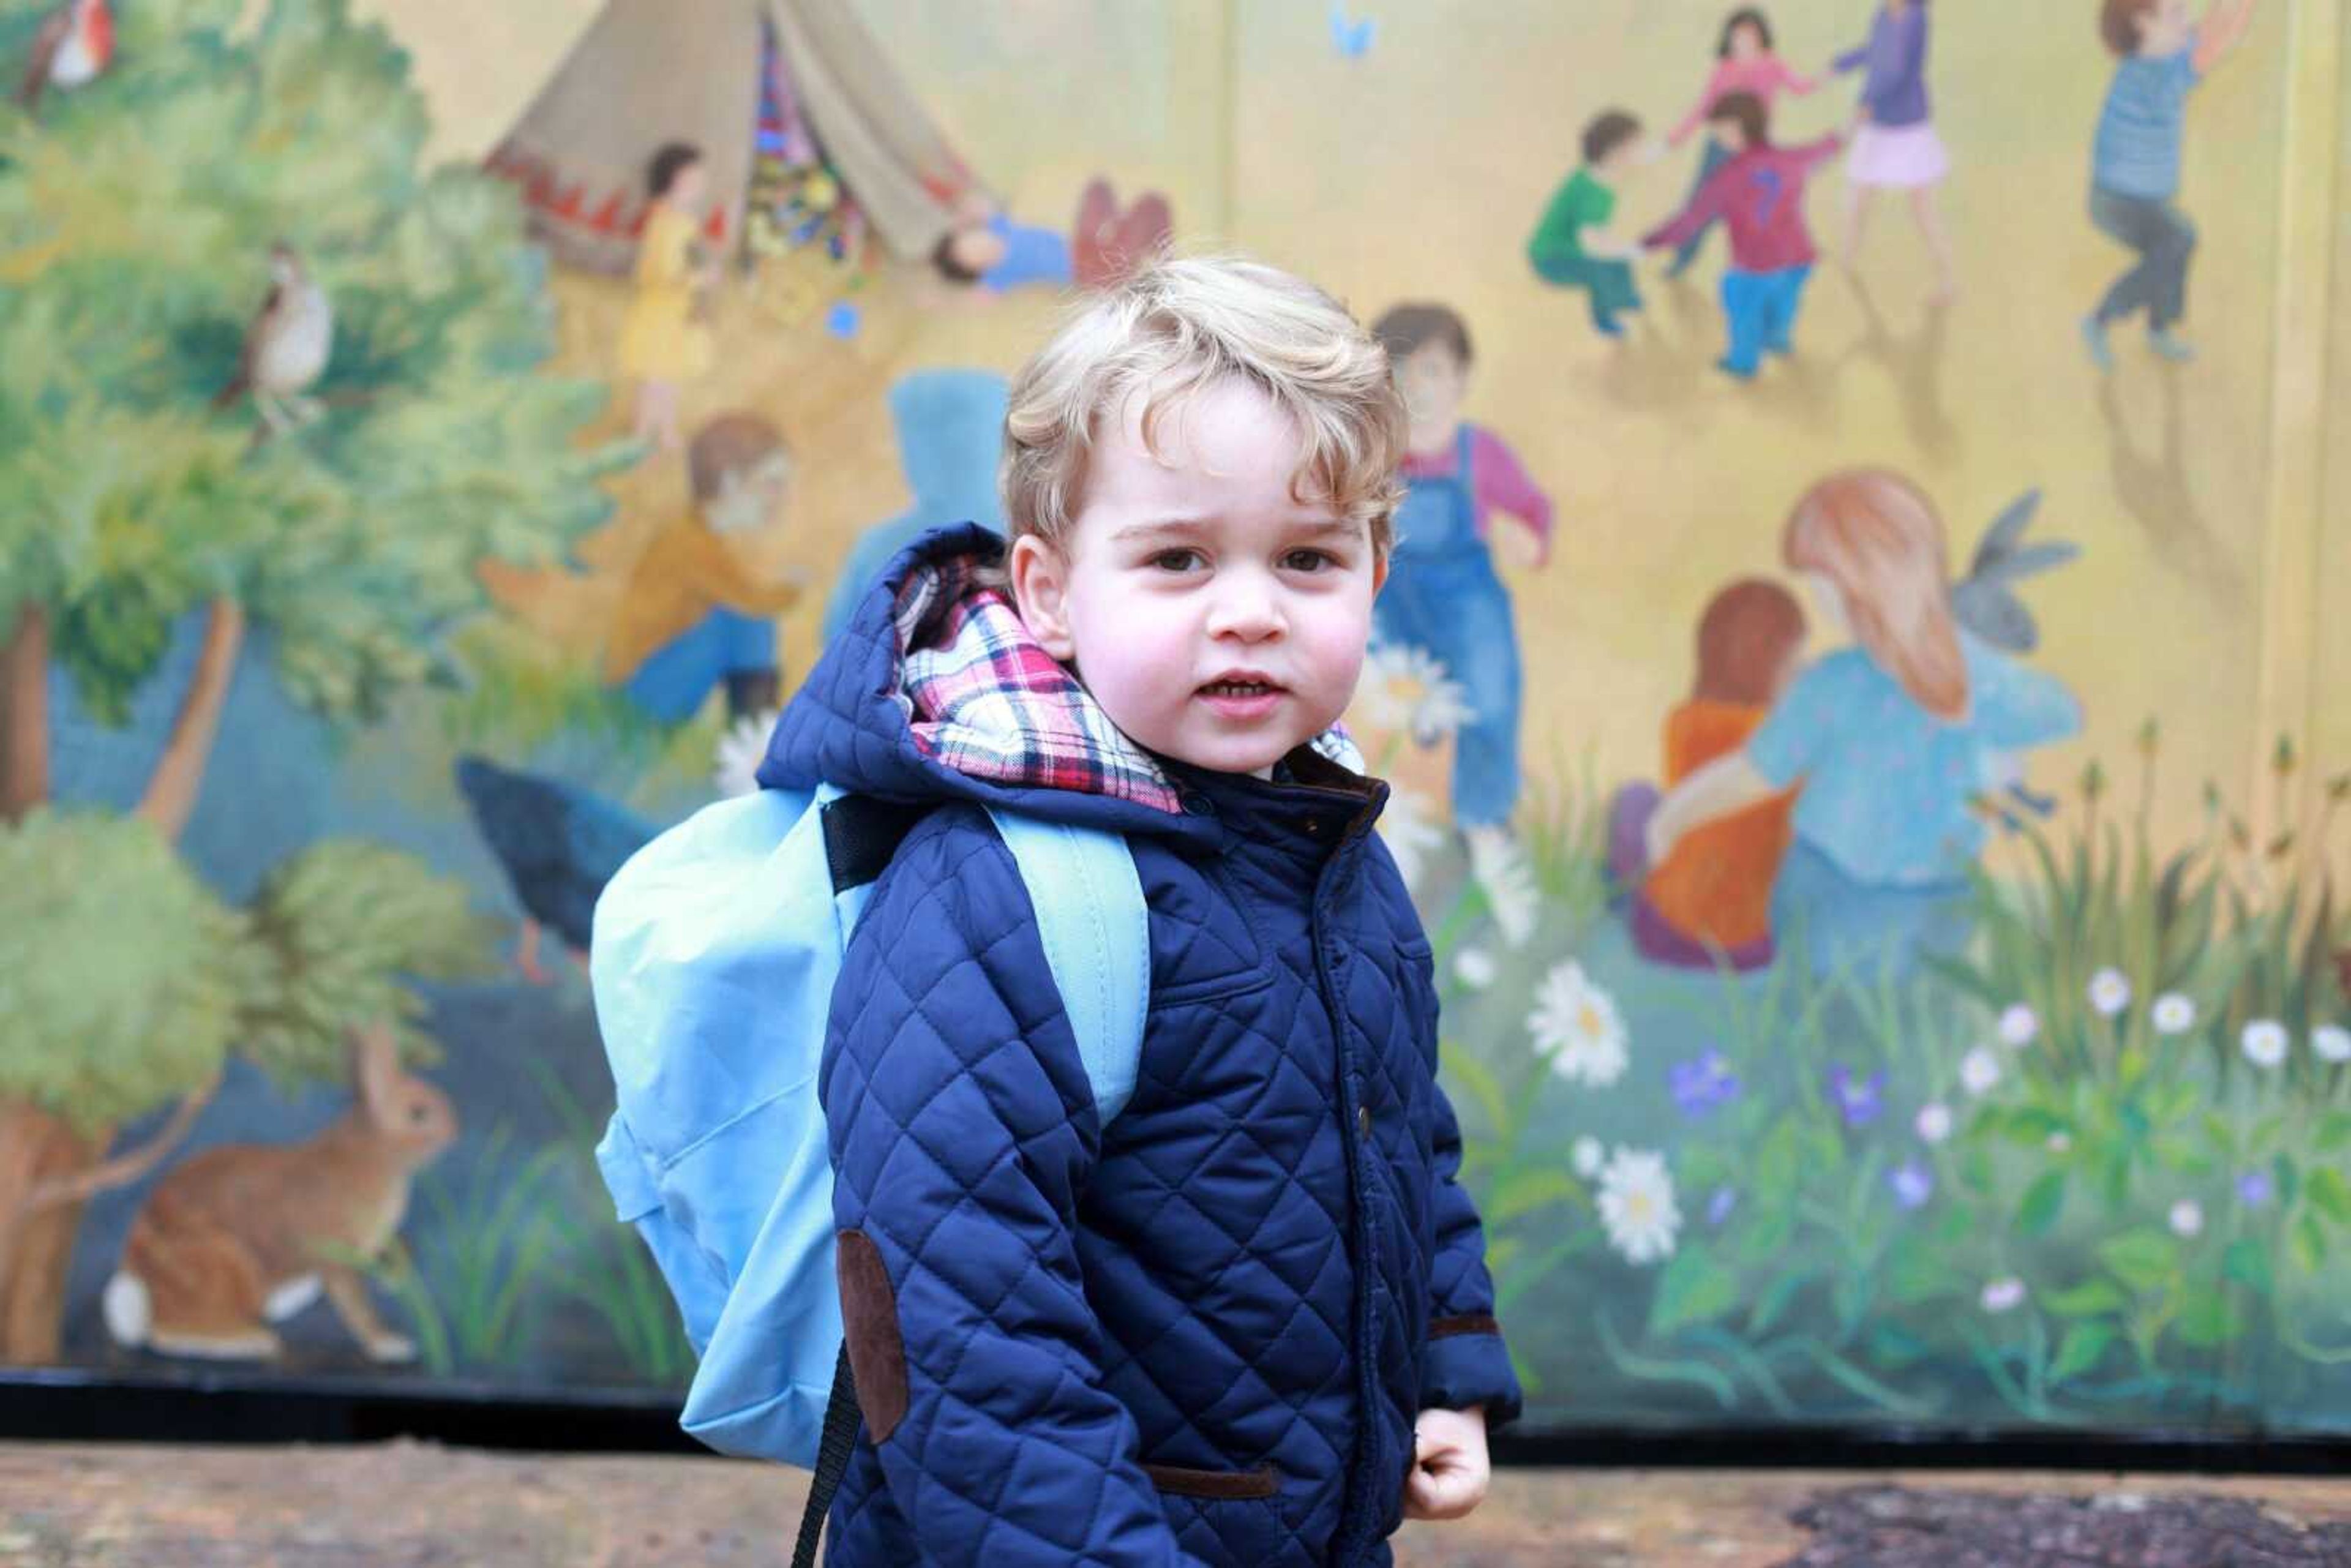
[{"xmin": 4, "ymin": 1442, "xmax": 2351, "ymax": 1566}]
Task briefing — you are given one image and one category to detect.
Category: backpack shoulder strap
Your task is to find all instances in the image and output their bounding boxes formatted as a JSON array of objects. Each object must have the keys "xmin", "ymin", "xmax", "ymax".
[{"xmin": 983, "ymin": 808, "xmax": 1149, "ymax": 1125}]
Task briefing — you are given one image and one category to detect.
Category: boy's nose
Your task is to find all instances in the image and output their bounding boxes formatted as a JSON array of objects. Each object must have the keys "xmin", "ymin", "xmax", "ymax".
[{"xmin": 1206, "ymin": 584, "xmax": 1284, "ymax": 641}]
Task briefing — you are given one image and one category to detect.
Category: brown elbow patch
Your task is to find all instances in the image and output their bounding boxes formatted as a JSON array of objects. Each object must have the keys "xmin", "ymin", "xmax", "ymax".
[
  {"xmin": 1143, "ymin": 1463, "xmax": 1279, "ymax": 1500},
  {"xmin": 835, "ymin": 1230, "xmax": 909, "ymax": 1443},
  {"xmin": 1429, "ymin": 1313, "xmax": 1501, "ymax": 1341}
]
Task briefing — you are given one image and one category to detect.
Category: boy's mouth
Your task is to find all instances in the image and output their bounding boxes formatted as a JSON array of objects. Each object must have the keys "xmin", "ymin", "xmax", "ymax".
[{"xmin": 1196, "ymin": 673, "xmax": 1288, "ymax": 717}]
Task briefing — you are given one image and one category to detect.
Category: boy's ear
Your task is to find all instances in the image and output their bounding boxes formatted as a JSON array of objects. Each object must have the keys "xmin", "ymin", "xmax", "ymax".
[
  {"xmin": 1370, "ymin": 544, "xmax": 1390, "ymax": 599},
  {"xmin": 1008, "ymin": 533, "xmax": 1078, "ymax": 661}
]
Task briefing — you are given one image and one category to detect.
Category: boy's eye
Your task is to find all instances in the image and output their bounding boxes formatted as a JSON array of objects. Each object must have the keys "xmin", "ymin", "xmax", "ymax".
[
  {"xmin": 1283, "ymin": 549, "xmax": 1335, "ymax": 573},
  {"xmin": 1150, "ymin": 548, "xmax": 1204, "ymax": 572}
]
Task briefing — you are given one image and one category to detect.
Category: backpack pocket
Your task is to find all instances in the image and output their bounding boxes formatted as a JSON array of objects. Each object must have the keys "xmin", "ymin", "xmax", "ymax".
[{"xmin": 596, "ymin": 1111, "xmax": 730, "ymax": 1354}]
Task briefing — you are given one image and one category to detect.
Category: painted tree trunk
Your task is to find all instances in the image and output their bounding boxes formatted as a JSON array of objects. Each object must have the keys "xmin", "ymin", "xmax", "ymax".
[
  {"xmin": 0, "ymin": 1105, "xmax": 103, "ymax": 1364},
  {"xmin": 0, "ymin": 595, "xmax": 249, "ymax": 1362},
  {"xmin": 137, "ymin": 597, "xmax": 246, "ymax": 842},
  {"xmin": 1, "ymin": 603, "xmax": 47, "ymax": 822}
]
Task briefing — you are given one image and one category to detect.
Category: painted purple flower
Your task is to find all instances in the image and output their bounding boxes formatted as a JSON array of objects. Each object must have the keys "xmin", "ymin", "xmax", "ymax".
[
  {"xmin": 1827, "ymin": 1065, "xmax": 1886, "ymax": 1128},
  {"xmin": 2237, "ymin": 1169, "xmax": 2276, "ymax": 1209},
  {"xmin": 1671, "ymin": 1051, "xmax": 1742, "ymax": 1118},
  {"xmin": 1707, "ymin": 1186, "xmax": 1738, "ymax": 1227},
  {"xmin": 1888, "ymin": 1159, "xmax": 1934, "ymax": 1211}
]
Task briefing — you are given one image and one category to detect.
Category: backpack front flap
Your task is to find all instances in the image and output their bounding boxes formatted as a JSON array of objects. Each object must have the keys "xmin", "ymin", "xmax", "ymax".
[{"xmin": 589, "ymin": 784, "xmax": 852, "ymax": 1465}]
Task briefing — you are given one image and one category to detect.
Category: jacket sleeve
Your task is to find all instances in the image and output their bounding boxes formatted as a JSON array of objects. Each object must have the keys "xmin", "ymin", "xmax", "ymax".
[
  {"xmin": 820, "ymin": 813, "xmax": 1205, "ymax": 1566},
  {"xmin": 1421, "ymin": 1066, "xmax": 1526, "ymax": 1428},
  {"xmin": 1643, "ymin": 167, "xmax": 1728, "ymax": 253}
]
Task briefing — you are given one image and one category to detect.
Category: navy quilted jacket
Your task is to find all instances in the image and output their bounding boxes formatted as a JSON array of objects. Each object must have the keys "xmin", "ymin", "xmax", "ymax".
[{"xmin": 758, "ymin": 527, "xmax": 1522, "ymax": 1566}]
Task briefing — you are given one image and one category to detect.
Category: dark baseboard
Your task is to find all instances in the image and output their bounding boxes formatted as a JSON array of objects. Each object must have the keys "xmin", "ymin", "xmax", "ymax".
[{"xmin": 6, "ymin": 1371, "xmax": 2349, "ymax": 1474}]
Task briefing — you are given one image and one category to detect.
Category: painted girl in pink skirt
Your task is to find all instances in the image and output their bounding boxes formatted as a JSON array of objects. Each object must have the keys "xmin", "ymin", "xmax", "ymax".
[{"xmin": 1832, "ymin": 0, "xmax": 1957, "ymax": 302}]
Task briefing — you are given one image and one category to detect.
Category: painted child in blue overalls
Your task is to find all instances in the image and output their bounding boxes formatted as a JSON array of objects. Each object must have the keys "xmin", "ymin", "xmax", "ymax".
[{"xmin": 1370, "ymin": 304, "xmax": 1555, "ymax": 855}]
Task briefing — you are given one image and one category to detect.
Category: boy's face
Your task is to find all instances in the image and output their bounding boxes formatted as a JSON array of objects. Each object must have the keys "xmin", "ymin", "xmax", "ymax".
[
  {"xmin": 2137, "ymin": 0, "xmax": 2194, "ymax": 54},
  {"xmin": 1769, "ymin": 634, "xmax": 1808, "ymax": 700},
  {"xmin": 707, "ymin": 449, "xmax": 792, "ymax": 535},
  {"xmin": 1010, "ymin": 377, "xmax": 1387, "ymax": 777},
  {"xmin": 1393, "ymin": 342, "xmax": 1468, "ymax": 452},
  {"xmin": 1708, "ymin": 119, "xmax": 1749, "ymax": 154},
  {"xmin": 670, "ymin": 162, "xmax": 708, "ymax": 212}
]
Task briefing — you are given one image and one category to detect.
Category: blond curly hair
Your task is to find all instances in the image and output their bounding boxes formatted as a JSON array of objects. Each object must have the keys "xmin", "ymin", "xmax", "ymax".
[{"xmin": 999, "ymin": 253, "xmax": 1406, "ymax": 560}]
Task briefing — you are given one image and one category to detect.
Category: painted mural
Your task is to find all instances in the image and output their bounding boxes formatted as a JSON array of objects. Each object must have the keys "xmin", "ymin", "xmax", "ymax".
[{"xmin": 3, "ymin": 0, "xmax": 2348, "ymax": 1442}]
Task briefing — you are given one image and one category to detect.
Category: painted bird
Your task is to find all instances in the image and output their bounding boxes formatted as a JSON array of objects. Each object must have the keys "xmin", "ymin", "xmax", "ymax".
[
  {"xmin": 212, "ymin": 244, "xmax": 336, "ymax": 438},
  {"xmin": 16, "ymin": 0, "xmax": 113, "ymax": 116},
  {"xmin": 453, "ymin": 756, "xmax": 656, "ymax": 985}
]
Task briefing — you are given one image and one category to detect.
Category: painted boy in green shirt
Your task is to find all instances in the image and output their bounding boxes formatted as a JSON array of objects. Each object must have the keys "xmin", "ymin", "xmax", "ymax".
[{"xmin": 1528, "ymin": 110, "xmax": 1648, "ymax": 337}]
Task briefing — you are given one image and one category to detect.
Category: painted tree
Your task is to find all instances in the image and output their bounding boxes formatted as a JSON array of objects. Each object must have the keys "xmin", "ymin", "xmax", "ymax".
[{"xmin": 0, "ymin": 0, "xmax": 626, "ymax": 1359}]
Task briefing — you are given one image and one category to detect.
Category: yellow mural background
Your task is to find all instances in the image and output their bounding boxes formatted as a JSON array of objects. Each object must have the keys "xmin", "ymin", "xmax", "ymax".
[{"xmin": 363, "ymin": 0, "xmax": 2345, "ymax": 863}]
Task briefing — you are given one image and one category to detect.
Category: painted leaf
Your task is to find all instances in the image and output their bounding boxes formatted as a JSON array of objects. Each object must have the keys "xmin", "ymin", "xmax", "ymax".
[
  {"xmin": 2044, "ymin": 1278, "xmax": 2129, "ymax": 1318},
  {"xmin": 1648, "ymin": 1246, "xmax": 1740, "ymax": 1338},
  {"xmin": 2018, "ymin": 1171, "xmax": 2068, "ymax": 1236},
  {"xmin": 2175, "ymin": 1294, "xmax": 2246, "ymax": 1349},
  {"xmin": 2307, "ymin": 1166, "xmax": 2351, "ymax": 1228},
  {"xmin": 2317, "ymin": 1112, "xmax": 2351, "ymax": 1156},
  {"xmin": 2048, "ymin": 1321, "xmax": 2117, "ymax": 1384},
  {"xmin": 2291, "ymin": 1211, "xmax": 2328, "ymax": 1275},
  {"xmin": 2221, "ymin": 1238, "xmax": 2272, "ymax": 1296},
  {"xmin": 1487, "ymin": 1166, "xmax": 1583, "ymax": 1226},
  {"xmin": 2096, "ymin": 1229, "xmax": 2180, "ymax": 1292}
]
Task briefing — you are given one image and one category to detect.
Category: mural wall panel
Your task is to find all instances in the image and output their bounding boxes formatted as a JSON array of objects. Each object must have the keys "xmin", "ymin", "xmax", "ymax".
[{"xmin": 3, "ymin": 0, "xmax": 2346, "ymax": 1438}]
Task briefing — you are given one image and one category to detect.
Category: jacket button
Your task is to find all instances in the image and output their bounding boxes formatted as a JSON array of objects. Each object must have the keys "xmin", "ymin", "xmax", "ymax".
[
  {"xmin": 1357, "ymin": 1105, "xmax": 1372, "ymax": 1139},
  {"xmin": 1182, "ymin": 792, "xmax": 1216, "ymax": 817}
]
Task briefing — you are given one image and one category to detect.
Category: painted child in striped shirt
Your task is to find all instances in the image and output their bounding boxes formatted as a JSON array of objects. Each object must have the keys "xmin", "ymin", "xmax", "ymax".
[{"xmin": 2082, "ymin": 0, "xmax": 2258, "ymax": 370}]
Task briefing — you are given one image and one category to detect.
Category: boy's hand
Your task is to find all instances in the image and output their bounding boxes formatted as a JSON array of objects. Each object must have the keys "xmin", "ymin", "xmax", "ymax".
[{"xmin": 1402, "ymin": 1405, "xmax": 1488, "ymax": 1521}]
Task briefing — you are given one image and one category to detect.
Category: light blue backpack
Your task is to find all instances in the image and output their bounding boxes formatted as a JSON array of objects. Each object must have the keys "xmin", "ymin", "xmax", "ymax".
[{"xmin": 587, "ymin": 784, "xmax": 1149, "ymax": 1478}]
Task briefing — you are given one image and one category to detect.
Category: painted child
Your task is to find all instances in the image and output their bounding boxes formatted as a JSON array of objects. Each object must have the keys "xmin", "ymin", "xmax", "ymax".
[
  {"xmin": 2082, "ymin": 0, "xmax": 2259, "ymax": 370},
  {"xmin": 1642, "ymin": 92, "xmax": 1842, "ymax": 380},
  {"xmin": 822, "ymin": 369, "xmax": 1010, "ymax": 644},
  {"xmin": 1527, "ymin": 110, "xmax": 1649, "ymax": 337},
  {"xmin": 1664, "ymin": 9, "xmax": 1821, "ymax": 279},
  {"xmin": 759, "ymin": 257, "xmax": 1519, "ymax": 1562},
  {"xmin": 1831, "ymin": 0, "xmax": 1957, "ymax": 302},
  {"xmin": 1609, "ymin": 580, "xmax": 1807, "ymax": 972},
  {"xmin": 618, "ymin": 141, "xmax": 720, "ymax": 452},
  {"xmin": 1369, "ymin": 304, "xmax": 1554, "ymax": 868},
  {"xmin": 1643, "ymin": 471, "xmax": 2083, "ymax": 978},
  {"xmin": 604, "ymin": 412, "xmax": 801, "ymax": 724}
]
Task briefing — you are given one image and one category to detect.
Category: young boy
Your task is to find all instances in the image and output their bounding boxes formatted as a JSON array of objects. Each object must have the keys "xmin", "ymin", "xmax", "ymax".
[
  {"xmin": 2082, "ymin": 0, "xmax": 2258, "ymax": 370},
  {"xmin": 755, "ymin": 258, "xmax": 1520, "ymax": 1563},
  {"xmin": 1642, "ymin": 91, "xmax": 1842, "ymax": 380},
  {"xmin": 603, "ymin": 410, "xmax": 801, "ymax": 723},
  {"xmin": 1370, "ymin": 302, "xmax": 1553, "ymax": 876},
  {"xmin": 1527, "ymin": 109, "xmax": 1649, "ymax": 336}
]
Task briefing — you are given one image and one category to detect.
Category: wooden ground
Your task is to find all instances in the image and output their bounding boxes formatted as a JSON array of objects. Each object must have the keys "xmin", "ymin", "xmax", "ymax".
[{"xmin": 4, "ymin": 1442, "xmax": 2351, "ymax": 1566}]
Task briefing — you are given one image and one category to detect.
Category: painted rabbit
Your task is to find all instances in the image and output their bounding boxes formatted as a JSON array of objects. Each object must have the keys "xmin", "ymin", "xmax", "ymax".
[{"xmin": 101, "ymin": 1023, "xmax": 457, "ymax": 1363}]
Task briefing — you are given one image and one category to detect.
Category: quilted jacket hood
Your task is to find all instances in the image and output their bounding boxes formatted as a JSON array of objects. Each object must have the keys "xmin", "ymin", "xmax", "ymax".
[{"xmin": 763, "ymin": 523, "xmax": 1226, "ymax": 842}]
